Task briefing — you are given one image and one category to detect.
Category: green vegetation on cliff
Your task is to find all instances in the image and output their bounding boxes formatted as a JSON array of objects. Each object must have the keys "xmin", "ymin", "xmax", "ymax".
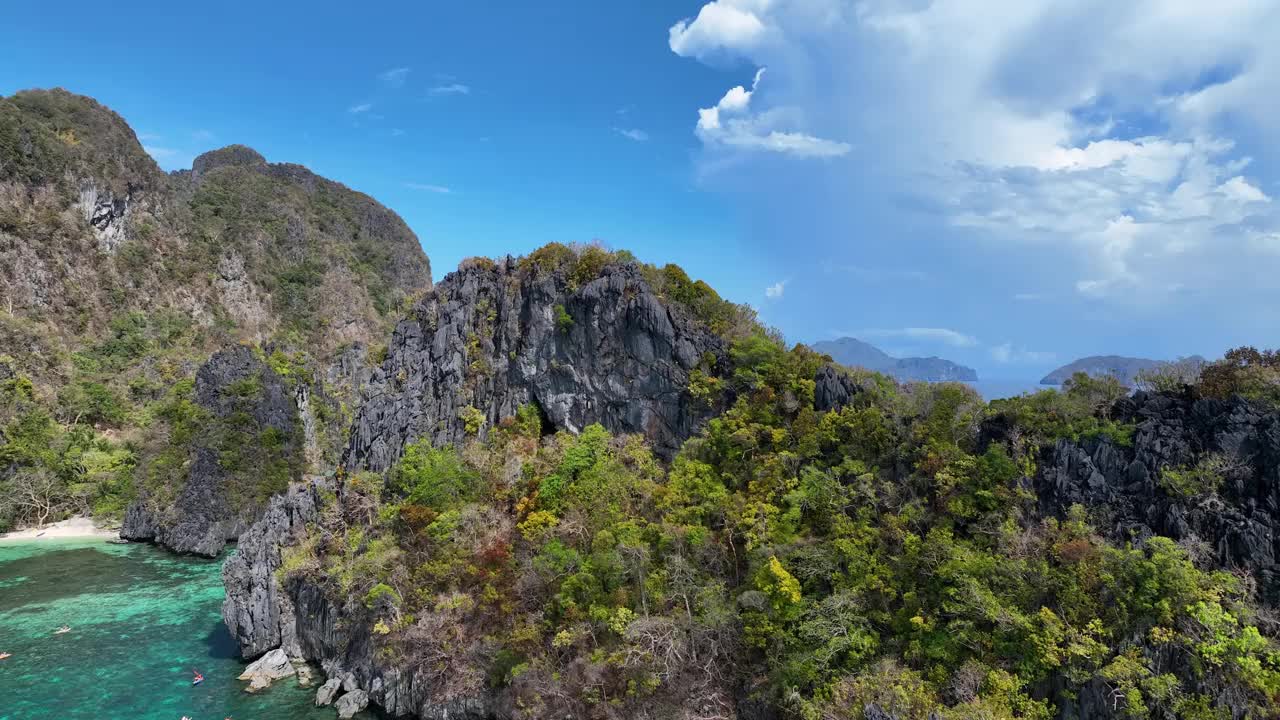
[
  {"xmin": 278, "ymin": 334, "xmax": 1280, "ymax": 720},
  {"xmin": 0, "ymin": 88, "xmax": 431, "ymax": 533}
]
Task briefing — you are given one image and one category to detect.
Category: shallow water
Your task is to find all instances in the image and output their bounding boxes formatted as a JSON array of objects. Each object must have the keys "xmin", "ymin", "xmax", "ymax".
[{"xmin": 0, "ymin": 539, "xmax": 359, "ymax": 720}]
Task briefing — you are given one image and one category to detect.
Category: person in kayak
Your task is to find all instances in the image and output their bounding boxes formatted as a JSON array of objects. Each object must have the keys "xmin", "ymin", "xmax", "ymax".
[
  {"xmin": 0, "ymin": 652, "xmax": 11, "ymax": 659},
  {"xmin": 192, "ymin": 670, "xmax": 204, "ymax": 685},
  {"xmin": 53, "ymin": 625, "xmax": 70, "ymax": 634}
]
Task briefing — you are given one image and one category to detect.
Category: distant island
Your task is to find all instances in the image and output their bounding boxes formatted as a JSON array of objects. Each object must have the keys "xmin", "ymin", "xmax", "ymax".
[
  {"xmin": 811, "ymin": 337, "xmax": 978, "ymax": 382},
  {"xmin": 1040, "ymin": 354, "xmax": 1206, "ymax": 386}
]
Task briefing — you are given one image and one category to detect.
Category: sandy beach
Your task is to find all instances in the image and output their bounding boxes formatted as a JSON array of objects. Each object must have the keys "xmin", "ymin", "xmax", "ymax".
[{"xmin": 0, "ymin": 516, "xmax": 119, "ymax": 541}]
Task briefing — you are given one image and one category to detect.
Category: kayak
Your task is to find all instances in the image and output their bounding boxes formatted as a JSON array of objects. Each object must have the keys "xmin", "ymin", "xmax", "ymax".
[{"xmin": 192, "ymin": 677, "xmax": 203, "ymax": 686}]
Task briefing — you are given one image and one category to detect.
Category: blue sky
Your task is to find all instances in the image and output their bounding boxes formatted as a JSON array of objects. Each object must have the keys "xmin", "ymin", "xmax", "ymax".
[{"xmin": 5, "ymin": 1, "xmax": 1280, "ymax": 381}]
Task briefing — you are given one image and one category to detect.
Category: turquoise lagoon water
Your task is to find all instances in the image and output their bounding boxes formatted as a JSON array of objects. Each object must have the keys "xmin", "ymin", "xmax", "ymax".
[{"xmin": 0, "ymin": 539, "xmax": 362, "ymax": 720}]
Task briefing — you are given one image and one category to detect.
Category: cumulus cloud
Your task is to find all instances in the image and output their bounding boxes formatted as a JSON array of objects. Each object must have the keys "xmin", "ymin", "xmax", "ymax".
[
  {"xmin": 689, "ymin": 67, "xmax": 850, "ymax": 158},
  {"xmin": 765, "ymin": 280, "xmax": 786, "ymax": 298},
  {"xmin": 348, "ymin": 103, "xmax": 372, "ymax": 114},
  {"xmin": 669, "ymin": 0, "xmax": 772, "ymax": 58},
  {"xmin": 862, "ymin": 327, "xmax": 979, "ymax": 348},
  {"xmin": 667, "ymin": 0, "xmax": 1280, "ymax": 305},
  {"xmin": 379, "ymin": 67, "xmax": 410, "ymax": 88}
]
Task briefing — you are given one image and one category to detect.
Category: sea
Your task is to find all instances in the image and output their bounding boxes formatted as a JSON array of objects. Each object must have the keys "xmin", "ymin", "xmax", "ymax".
[
  {"xmin": 965, "ymin": 378, "xmax": 1053, "ymax": 400},
  {"xmin": 0, "ymin": 539, "xmax": 365, "ymax": 720}
]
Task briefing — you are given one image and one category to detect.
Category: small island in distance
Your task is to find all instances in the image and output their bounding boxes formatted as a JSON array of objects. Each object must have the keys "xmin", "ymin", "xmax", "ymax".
[
  {"xmin": 1040, "ymin": 354, "xmax": 1207, "ymax": 386},
  {"xmin": 811, "ymin": 336, "xmax": 979, "ymax": 382}
]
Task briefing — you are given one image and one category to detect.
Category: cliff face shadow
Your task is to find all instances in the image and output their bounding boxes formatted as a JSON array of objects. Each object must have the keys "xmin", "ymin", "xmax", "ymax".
[{"xmin": 204, "ymin": 619, "xmax": 239, "ymax": 660}]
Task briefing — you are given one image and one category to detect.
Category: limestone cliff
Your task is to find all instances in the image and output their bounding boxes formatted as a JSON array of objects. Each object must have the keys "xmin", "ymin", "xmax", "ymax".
[
  {"xmin": 121, "ymin": 346, "xmax": 301, "ymax": 556},
  {"xmin": 1028, "ymin": 391, "xmax": 1280, "ymax": 602},
  {"xmin": 344, "ymin": 258, "xmax": 735, "ymax": 472}
]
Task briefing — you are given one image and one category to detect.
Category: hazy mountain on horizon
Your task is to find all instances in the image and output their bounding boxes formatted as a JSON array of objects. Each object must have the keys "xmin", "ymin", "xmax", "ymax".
[
  {"xmin": 1040, "ymin": 354, "xmax": 1207, "ymax": 386},
  {"xmin": 811, "ymin": 337, "xmax": 979, "ymax": 382}
]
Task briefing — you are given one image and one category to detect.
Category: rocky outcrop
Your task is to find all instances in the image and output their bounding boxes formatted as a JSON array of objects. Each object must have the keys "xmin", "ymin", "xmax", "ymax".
[
  {"xmin": 345, "ymin": 259, "xmax": 731, "ymax": 470},
  {"xmin": 214, "ymin": 252, "xmax": 274, "ymax": 341},
  {"xmin": 261, "ymin": 560, "xmax": 497, "ymax": 719},
  {"xmin": 335, "ymin": 689, "xmax": 370, "ymax": 719},
  {"xmin": 221, "ymin": 479, "xmax": 327, "ymax": 657},
  {"xmin": 76, "ymin": 183, "xmax": 133, "ymax": 252},
  {"xmin": 238, "ymin": 647, "xmax": 297, "ymax": 692},
  {"xmin": 191, "ymin": 144, "xmax": 266, "ymax": 180},
  {"xmin": 814, "ymin": 364, "xmax": 862, "ymax": 413},
  {"xmin": 1025, "ymin": 391, "xmax": 1280, "ymax": 603},
  {"xmin": 315, "ymin": 678, "xmax": 342, "ymax": 706},
  {"xmin": 121, "ymin": 346, "xmax": 301, "ymax": 556}
]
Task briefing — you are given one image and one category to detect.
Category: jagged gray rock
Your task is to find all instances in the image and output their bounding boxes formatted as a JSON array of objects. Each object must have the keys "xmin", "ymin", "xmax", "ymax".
[
  {"xmin": 335, "ymin": 689, "xmax": 369, "ymax": 719},
  {"xmin": 237, "ymin": 647, "xmax": 296, "ymax": 692},
  {"xmin": 1023, "ymin": 391, "xmax": 1280, "ymax": 604},
  {"xmin": 814, "ymin": 364, "xmax": 863, "ymax": 413},
  {"xmin": 315, "ymin": 678, "xmax": 342, "ymax": 706},
  {"xmin": 120, "ymin": 346, "xmax": 299, "ymax": 556},
  {"xmin": 221, "ymin": 480, "xmax": 326, "ymax": 657},
  {"xmin": 345, "ymin": 259, "xmax": 730, "ymax": 470}
]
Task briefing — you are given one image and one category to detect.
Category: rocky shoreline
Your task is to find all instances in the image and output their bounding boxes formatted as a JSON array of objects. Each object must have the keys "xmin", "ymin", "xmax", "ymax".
[{"xmin": 222, "ymin": 480, "xmax": 492, "ymax": 718}]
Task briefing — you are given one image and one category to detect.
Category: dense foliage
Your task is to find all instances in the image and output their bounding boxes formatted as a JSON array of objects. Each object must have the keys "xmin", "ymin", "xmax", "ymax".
[{"xmin": 280, "ymin": 335, "xmax": 1280, "ymax": 720}]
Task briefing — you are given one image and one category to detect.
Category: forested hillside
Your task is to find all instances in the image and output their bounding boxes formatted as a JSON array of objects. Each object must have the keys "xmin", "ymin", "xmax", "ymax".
[
  {"xmin": 226, "ymin": 244, "xmax": 1280, "ymax": 720},
  {"xmin": 0, "ymin": 88, "xmax": 431, "ymax": 544}
]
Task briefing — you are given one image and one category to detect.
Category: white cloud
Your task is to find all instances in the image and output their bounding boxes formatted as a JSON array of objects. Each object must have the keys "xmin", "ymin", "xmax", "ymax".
[
  {"xmin": 379, "ymin": 67, "xmax": 410, "ymax": 88},
  {"xmin": 429, "ymin": 83, "xmax": 471, "ymax": 96},
  {"xmin": 669, "ymin": 0, "xmax": 772, "ymax": 58},
  {"xmin": 668, "ymin": 0, "xmax": 1280, "ymax": 303},
  {"xmin": 765, "ymin": 280, "xmax": 786, "ymax": 298},
  {"xmin": 348, "ymin": 103, "xmax": 372, "ymax": 114},
  {"xmin": 191, "ymin": 129, "xmax": 214, "ymax": 142},
  {"xmin": 990, "ymin": 343, "xmax": 1056, "ymax": 364},
  {"xmin": 405, "ymin": 183, "xmax": 451, "ymax": 194},
  {"xmin": 391, "ymin": 128, "xmax": 406, "ymax": 137},
  {"xmin": 862, "ymin": 327, "xmax": 979, "ymax": 348},
  {"xmin": 613, "ymin": 127, "xmax": 649, "ymax": 142},
  {"xmin": 693, "ymin": 67, "xmax": 850, "ymax": 158}
]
